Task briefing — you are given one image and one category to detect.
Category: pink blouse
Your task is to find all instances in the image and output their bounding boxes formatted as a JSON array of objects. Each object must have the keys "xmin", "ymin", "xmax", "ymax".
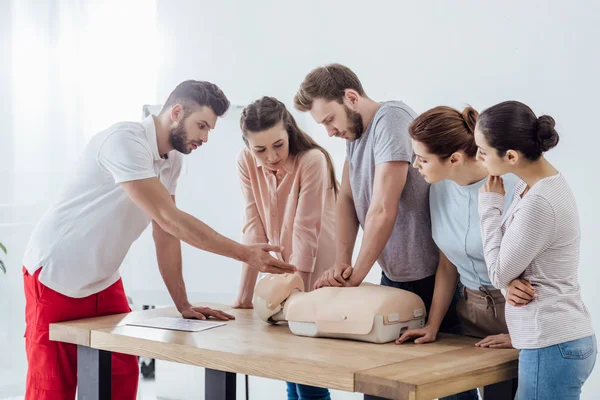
[{"xmin": 237, "ymin": 148, "xmax": 336, "ymax": 290}]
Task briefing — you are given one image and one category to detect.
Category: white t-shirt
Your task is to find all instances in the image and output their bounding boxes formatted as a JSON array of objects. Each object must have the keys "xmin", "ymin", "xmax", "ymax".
[{"xmin": 22, "ymin": 116, "xmax": 183, "ymax": 298}]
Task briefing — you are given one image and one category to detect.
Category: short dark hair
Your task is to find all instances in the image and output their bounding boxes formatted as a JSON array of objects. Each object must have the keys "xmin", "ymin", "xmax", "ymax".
[
  {"xmin": 162, "ymin": 80, "xmax": 230, "ymax": 117},
  {"xmin": 478, "ymin": 101, "xmax": 559, "ymax": 161},
  {"xmin": 294, "ymin": 64, "xmax": 366, "ymax": 112}
]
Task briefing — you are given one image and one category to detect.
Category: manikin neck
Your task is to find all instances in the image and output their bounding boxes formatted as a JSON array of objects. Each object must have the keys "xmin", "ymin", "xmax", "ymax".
[{"xmin": 271, "ymin": 290, "xmax": 303, "ymax": 322}]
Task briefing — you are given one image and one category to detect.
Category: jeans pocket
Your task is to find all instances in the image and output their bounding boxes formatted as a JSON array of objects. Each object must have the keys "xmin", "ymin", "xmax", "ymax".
[{"xmin": 558, "ymin": 335, "xmax": 597, "ymax": 359}]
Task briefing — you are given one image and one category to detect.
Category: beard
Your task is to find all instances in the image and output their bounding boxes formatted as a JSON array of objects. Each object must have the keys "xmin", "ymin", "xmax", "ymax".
[
  {"xmin": 169, "ymin": 123, "xmax": 191, "ymax": 154},
  {"xmin": 344, "ymin": 105, "xmax": 364, "ymax": 140}
]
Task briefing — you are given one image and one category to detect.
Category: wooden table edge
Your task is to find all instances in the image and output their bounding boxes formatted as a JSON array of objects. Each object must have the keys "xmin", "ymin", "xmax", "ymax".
[
  {"xmin": 49, "ymin": 322, "xmax": 93, "ymax": 347},
  {"xmin": 355, "ymin": 349, "xmax": 519, "ymax": 399},
  {"xmin": 88, "ymin": 328, "xmax": 357, "ymax": 392}
]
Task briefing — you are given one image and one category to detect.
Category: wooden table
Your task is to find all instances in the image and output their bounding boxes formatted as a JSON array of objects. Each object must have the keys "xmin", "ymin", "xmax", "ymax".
[{"xmin": 50, "ymin": 303, "xmax": 518, "ymax": 400}]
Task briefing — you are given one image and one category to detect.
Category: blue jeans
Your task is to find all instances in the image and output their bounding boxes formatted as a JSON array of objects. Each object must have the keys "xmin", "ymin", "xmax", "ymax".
[
  {"xmin": 381, "ymin": 273, "xmax": 478, "ymax": 400},
  {"xmin": 286, "ymin": 382, "xmax": 330, "ymax": 400},
  {"xmin": 516, "ymin": 335, "xmax": 597, "ymax": 400}
]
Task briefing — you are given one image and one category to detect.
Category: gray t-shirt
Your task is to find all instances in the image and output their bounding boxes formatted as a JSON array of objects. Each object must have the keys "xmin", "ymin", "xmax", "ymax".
[{"xmin": 346, "ymin": 101, "xmax": 438, "ymax": 282}]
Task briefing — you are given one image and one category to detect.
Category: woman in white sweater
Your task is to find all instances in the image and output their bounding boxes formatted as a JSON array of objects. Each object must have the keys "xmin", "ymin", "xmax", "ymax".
[{"xmin": 475, "ymin": 100, "xmax": 596, "ymax": 399}]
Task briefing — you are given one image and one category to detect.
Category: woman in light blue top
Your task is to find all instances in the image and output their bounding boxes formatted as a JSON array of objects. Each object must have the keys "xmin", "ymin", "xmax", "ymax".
[
  {"xmin": 429, "ymin": 174, "xmax": 516, "ymax": 291},
  {"xmin": 396, "ymin": 106, "xmax": 528, "ymax": 400}
]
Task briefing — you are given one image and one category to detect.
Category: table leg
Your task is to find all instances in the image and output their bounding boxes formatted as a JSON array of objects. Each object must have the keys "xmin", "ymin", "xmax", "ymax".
[
  {"xmin": 482, "ymin": 377, "xmax": 518, "ymax": 400},
  {"xmin": 77, "ymin": 345, "xmax": 112, "ymax": 400},
  {"xmin": 205, "ymin": 368, "xmax": 236, "ymax": 400}
]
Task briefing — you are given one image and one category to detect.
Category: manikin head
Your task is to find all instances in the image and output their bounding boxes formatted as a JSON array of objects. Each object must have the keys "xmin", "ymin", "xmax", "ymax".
[{"xmin": 253, "ymin": 273, "xmax": 304, "ymax": 323}]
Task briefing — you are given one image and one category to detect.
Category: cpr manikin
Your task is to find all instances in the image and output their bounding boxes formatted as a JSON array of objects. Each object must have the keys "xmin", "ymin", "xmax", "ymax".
[{"xmin": 253, "ymin": 273, "xmax": 426, "ymax": 344}]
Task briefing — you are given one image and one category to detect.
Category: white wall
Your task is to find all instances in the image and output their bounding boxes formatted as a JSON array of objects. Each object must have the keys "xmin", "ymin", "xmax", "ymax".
[
  {"xmin": 0, "ymin": 205, "xmax": 48, "ymax": 397},
  {"xmin": 0, "ymin": 1, "xmax": 159, "ymax": 396},
  {"xmin": 152, "ymin": 0, "xmax": 600, "ymax": 398},
  {"xmin": 2, "ymin": 1, "xmax": 599, "ymax": 398},
  {"xmin": 0, "ymin": 2, "xmax": 14, "ymax": 205}
]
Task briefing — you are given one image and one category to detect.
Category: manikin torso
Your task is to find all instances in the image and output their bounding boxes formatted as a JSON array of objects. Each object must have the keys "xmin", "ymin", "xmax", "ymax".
[{"xmin": 253, "ymin": 274, "xmax": 426, "ymax": 344}]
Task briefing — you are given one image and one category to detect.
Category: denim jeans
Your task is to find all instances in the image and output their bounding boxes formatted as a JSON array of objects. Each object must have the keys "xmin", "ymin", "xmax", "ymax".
[
  {"xmin": 516, "ymin": 335, "xmax": 597, "ymax": 400},
  {"xmin": 286, "ymin": 382, "xmax": 331, "ymax": 400},
  {"xmin": 381, "ymin": 273, "xmax": 478, "ymax": 400}
]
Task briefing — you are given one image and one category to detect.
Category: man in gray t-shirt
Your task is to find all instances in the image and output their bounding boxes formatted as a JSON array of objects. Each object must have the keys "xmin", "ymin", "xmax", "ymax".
[
  {"xmin": 294, "ymin": 64, "xmax": 460, "ymax": 334},
  {"xmin": 345, "ymin": 100, "xmax": 438, "ymax": 282}
]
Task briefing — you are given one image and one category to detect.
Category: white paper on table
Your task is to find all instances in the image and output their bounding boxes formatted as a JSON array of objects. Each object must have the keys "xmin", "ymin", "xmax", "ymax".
[{"xmin": 126, "ymin": 316, "xmax": 227, "ymax": 332}]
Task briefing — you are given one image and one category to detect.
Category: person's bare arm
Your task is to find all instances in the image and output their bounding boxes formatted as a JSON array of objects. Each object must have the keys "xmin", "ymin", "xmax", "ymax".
[
  {"xmin": 396, "ymin": 251, "xmax": 458, "ymax": 344},
  {"xmin": 347, "ymin": 161, "xmax": 408, "ymax": 285},
  {"xmin": 121, "ymin": 178, "xmax": 296, "ymax": 274},
  {"xmin": 153, "ymin": 195, "xmax": 234, "ymax": 320},
  {"xmin": 335, "ymin": 161, "xmax": 360, "ymax": 268},
  {"xmin": 314, "ymin": 161, "xmax": 359, "ymax": 289},
  {"xmin": 233, "ymin": 265, "xmax": 259, "ymax": 308}
]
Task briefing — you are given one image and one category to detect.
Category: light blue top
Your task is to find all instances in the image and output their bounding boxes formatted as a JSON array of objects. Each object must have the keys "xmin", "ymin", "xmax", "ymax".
[{"xmin": 429, "ymin": 174, "xmax": 518, "ymax": 290}]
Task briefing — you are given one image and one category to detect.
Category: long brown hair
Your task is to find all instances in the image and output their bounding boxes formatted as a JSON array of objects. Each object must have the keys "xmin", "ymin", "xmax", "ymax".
[
  {"xmin": 409, "ymin": 106, "xmax": 479, "ymax": 159},
  {"xmin": 240, "ymin": 96, "xmax": 339, "ymax": 198}
]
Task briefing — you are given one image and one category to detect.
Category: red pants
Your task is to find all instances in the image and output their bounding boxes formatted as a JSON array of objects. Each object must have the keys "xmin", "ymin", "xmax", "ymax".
[{"xmin": 23, "ymin": 267, "xmax": 139, "ymax": 400}]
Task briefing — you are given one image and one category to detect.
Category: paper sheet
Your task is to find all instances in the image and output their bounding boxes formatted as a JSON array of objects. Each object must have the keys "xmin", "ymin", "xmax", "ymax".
[{"xmin": 126, "ymin": 316, "xmax": 227, "ymax": 332}]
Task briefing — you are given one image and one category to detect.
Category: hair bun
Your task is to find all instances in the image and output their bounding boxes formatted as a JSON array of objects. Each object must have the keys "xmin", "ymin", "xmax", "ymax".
[
  {"xmin": 461, "ymin": 106, "xmax": 479, "ymax": 134},
  {"xmin": 537, "ymin": 115, "xmax": 559, "ymax": 152}
]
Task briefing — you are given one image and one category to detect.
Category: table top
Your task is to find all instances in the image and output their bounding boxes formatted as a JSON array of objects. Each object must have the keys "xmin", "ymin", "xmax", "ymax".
[{"xmin": 50, "ymin": 303, "xmax": 518, "ymax": 399}]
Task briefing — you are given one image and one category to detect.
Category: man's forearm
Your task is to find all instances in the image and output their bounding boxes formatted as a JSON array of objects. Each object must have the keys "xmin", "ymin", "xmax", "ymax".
[
  {"xmin": 351, "ymin": 206, "xmax": 397, "ymax": 283},
  {"xmin": 161, "ymin": 209, "xmax": 250, "ymax": 263},
  {"xmin": 154, "ymin": 229, "xmax": 190, "ymax": 311},
  {"xmin": 335, "ymin": 195, "xmax": 359, "ymax": 265}
]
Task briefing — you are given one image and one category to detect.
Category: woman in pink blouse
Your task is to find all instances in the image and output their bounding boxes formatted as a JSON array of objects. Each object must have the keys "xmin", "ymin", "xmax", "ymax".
[{"xmin": 232, "ymin": 96, "xmax": 338, "ymax": 399}]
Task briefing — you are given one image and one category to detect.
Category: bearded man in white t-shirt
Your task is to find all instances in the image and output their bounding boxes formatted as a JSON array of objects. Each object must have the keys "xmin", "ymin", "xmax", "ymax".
[{"xmin": 21, "ymin": 80, "xmax": 296, "ymax": 400}]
